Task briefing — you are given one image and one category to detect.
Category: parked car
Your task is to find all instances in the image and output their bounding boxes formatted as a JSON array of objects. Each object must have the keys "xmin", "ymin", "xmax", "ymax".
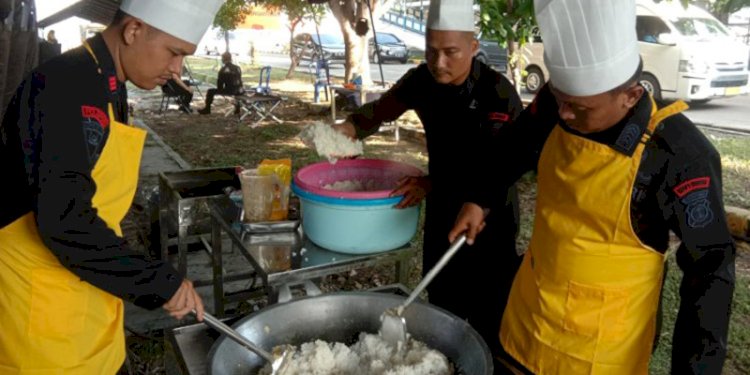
[
  {"xmin": 291, "ymin": 32, "xmax": 346, "ymax": 64},
  {"xmin": 369, "ymin": 32, "xmax": 409, "ymax": 64},
  {"xmin": 476, "ymin": 38, "xmax": 508, "ymax": 73},
  {"xmin": 520, "ymin": 0, "xmax": 750, "ymax": 101}
]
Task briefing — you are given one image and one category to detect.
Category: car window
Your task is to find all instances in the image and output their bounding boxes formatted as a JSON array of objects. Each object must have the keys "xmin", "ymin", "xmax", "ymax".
[
  {"xmin": 636, "ymin": 15, "xmax": 670, "ymax": 43},
  {"xmin": 672, "ymin": 17, "xmax": 730, "ymax": 41},
  {"xmin": 375, "ymin": 33, "xmax": 399, "ymax": 44},
  {"xmin": 316, "ymin": 34, "xmax": 344, "ymax": 45}
]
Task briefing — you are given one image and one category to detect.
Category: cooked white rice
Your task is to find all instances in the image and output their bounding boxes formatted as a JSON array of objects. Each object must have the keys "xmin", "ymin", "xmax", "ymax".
[
  {"xmin": 259, "ymin": 333, "xmax": 452, "ymax": 375},
  {"xmin": 299, "ymin": 122, "xmax": 364, "ymax": 162}
]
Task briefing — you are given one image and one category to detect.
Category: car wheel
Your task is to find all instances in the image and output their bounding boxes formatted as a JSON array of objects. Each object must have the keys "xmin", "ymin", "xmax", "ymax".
[
  {"xmin": 640, "ymin": 73, "xmax": 662, "ymax": 101},
  {"xmin": 400, "ymin": 57, "xmax": 408, "ymax": 64},
  {"xmin": 372, "ymin": 52, "xmax": 380, "ymax": 64},
  {"xmin": 525, "ymin": 66, "xmax": 545, "ymax": 94}
]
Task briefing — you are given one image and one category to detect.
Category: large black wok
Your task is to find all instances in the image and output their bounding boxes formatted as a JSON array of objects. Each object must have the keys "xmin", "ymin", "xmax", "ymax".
[{"xmin": 207, "ymin": 292, "xmax": 493, "ymax": 374}]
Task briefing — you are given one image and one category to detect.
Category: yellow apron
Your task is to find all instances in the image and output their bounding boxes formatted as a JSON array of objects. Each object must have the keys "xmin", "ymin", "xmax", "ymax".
[
  {"xmin": 0, "ymin": 42, "xmax": 146, "ymax": 374},
  {"xmin": 500, "ymin": 99, "xmax": 687, "ymax": 374}
]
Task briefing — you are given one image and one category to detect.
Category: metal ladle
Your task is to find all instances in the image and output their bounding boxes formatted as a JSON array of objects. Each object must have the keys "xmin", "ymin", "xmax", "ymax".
[
  {"xmin": 194, "ymin": 311, "xmax": 293, "ymax": 374},
  {"xmin": 379, "ymin": 234, "xmax": 468, "ymax": 347}
]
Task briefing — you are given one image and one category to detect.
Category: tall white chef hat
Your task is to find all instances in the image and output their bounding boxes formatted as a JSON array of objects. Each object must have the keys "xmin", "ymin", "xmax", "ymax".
[
  {"xmin": 120, "ymin": 0, "xmax": 226, "ymax": 45},
  {"xmin": 427, "ymin": 0, "xmax": 475, "ymax": 32},
  {"xmin": 534, "ymin": 0, "xmax": 640, "ymax": 96}
]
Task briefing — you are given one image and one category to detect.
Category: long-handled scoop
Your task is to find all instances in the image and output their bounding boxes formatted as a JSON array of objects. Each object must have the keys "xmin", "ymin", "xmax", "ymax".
[
  {"xmin": 380, "ymin": 234, "xmax": 468, "ymax": 346},
  {"xmin": 195, "ymin": 311, "xmax": 293, "ymax": 374}
]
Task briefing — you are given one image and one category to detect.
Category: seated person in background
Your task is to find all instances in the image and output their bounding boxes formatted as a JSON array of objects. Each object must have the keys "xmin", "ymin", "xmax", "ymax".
[
  {"xmin": 163, "ymin": 72, "xmax": 194, "ymax": 113},
  {"xmin": 198, "ymin": 52, "xmax": 243, "ymax": 114}
]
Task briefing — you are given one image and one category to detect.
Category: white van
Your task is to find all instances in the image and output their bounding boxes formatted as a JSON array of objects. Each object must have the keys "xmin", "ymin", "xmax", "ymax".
[{"xmin": 522, "ymin": 0, "xmax": 750, "ymax": 103}]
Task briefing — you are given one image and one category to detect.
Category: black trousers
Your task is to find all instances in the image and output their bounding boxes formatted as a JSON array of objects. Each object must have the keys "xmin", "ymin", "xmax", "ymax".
[
  {"xmin": 422, "ymin": 187, "xmax": 522, "ymax": 367},
  {"xmin": 204, "ymin": 88, "xmax": 240, "ymax": 110}
]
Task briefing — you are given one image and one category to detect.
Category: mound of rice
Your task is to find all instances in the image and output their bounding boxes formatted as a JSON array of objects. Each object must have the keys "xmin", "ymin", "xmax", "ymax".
[
  {"xmin": 299, "ymin": 122, "xmax": 364, "ymax": 162},
  {"xmin": 259, "ymin": 333, "xmax": 452, "ymax": 375}
]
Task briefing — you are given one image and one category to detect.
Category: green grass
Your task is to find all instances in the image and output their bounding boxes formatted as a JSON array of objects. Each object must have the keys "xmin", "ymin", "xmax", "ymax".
[
  {"xmin": 649, "ymin": 261, "xmax": 750, "ymax": 375},
  {"xmin": 707, "ymin": 135, "xmax": 750, "ymax": 210}
]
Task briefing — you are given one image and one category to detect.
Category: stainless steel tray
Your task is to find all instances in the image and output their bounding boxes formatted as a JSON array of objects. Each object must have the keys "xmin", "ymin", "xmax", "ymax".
[{"xmin": 240, "ymin": 220, "xmax": 300, "ymax": 234}]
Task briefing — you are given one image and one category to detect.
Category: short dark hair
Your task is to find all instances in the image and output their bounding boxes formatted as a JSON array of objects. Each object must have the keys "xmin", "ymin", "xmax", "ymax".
[
  {"xmin": 609, "ymin": 58, "xmax": 644, "ymax": 94},
  {"xmin": 110, "ymin": 9, "xmax": 128, "ymax": 25}
]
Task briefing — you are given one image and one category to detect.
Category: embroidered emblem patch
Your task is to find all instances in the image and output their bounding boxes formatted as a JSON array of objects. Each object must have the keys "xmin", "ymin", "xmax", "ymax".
[
  {"xmin": 682, "ymin": 190, "xmax": 713, "ymax": 228},
  {"xmin": 673, "ymin": 177, "xmax": 710, "ymax": 198},
  {"xmin": 82, "ymin": 119, "xmax": 104, "ymax": 162},
  {"xmin": 81, "ymin": 105, "xmax": 109, "ymax": 128},
  {"xmin": 81, "ymin": 105, "xmax": 109, "ymax": 163},
  {"xmin": 615, "ymin": 123, "xmax": 641, "ymax": 151}
]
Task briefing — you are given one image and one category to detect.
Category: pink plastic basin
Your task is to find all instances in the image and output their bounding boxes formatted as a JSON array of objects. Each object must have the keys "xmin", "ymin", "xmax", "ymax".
[{"xmin": 293, "ymin": 159, "xmax": 424, "ymax": 200}]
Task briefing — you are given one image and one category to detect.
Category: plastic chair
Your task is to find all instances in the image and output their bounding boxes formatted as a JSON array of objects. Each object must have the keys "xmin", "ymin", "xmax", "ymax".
[
  {"xmin": 253, "ymin": 66, "xmax": 273, "ymax": 95},
  {"xmin": 309, "ymin": 59, "xmax": 330, "ymax": 103}
]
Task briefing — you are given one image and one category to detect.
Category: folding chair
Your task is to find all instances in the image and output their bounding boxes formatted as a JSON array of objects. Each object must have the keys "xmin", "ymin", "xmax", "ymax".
[
  {"xmin": 229, "ymin": 66, "xmax": 284, "ymax": 127},
  {"xmin": 237, "ymin": 94, "xmax": 284, "ymax": 127},
  {"xmin": 159, "ymin": 81, "xmax": 191, "ymax": 114}
]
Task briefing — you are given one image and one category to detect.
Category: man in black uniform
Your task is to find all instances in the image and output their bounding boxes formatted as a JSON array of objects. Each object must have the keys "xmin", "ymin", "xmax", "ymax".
[
  {"xmin": 0, "ymin": 0, "xmax": 224, "ymax": 372},
  {"xmin": 198, "ymin": 52, "xmax": 243, "ymax": 114},
  {"xmin": 333, "ymin": 0, "xmax": 523, "ymax": 365},
  {"xmin": 452, "ymin": 0, "xmax": 735, "ymax": 373}
]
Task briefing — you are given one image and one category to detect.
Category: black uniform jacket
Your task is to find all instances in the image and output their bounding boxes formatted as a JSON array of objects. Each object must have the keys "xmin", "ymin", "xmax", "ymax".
[
  {"xmin": 349, "ymin": 59, "xmax": 523, "ymax": 220},
  {"xmin": 0, "ymin": 34, "xmax": 182, "ymax": 309},
  {"xmin": 470, "ymin": 84, "xmax": 736, "ymax": 375},
  {"xmin": 217, "ymin": 62, "xmax": 243, "ymax": 93}
]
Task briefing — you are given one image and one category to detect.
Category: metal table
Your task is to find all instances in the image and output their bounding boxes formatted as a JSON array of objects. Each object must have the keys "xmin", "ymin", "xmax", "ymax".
[
  {"xmin": 328, "ymin": 84, "xmax": 389, "ymax": 121},
  {"xmin": 208, "ymin": 196, "xmax": 418, "ymax": 317}
]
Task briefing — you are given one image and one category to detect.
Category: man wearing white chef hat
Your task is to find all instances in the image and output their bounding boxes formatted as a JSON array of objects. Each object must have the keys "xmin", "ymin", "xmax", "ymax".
[
  {"xmin": 333, "ymin": 0, "xmax": 524, "ymax": 369},
  {"xmin": 451, "ymin": 0, "xmax": 735, "ymax": 373},
  {"xmin": 0, "ymin": 0, "xmax": 224, "ymax": 372}
]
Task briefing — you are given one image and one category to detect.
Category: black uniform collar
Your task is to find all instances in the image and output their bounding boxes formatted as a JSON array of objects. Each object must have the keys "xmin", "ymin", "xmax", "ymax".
[
  {"xmin": 87, "ymin": 33, "xmax": 126, "ymax": 94},
  {"xmin": 561, "ymin": 89, "xmax": 653, "ymax": 157},
  {"xmin": 459, "ymin": 58, "xmax": 482, "ymax": 96},
  {"xmin": 86, "ymin": 33, "xmax": 128, "ymax": 120}
]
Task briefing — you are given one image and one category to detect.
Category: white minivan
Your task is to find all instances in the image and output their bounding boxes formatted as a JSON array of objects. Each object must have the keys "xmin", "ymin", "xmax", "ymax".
[{"xmin": 522, "ymin": 0, "xmax": 750, "ymax": 103}]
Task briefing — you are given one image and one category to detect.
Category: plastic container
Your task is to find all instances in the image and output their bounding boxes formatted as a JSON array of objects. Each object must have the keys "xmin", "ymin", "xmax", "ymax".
[
  {"xmin": 292, "ymin": 159, "xmax": 423, "ymax": 254},
  {"xmin": 239, "ymin": 169, "xmax": 274, "ymax": 223}
]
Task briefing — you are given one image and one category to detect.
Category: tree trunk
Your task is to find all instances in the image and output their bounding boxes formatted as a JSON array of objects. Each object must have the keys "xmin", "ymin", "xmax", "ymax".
[
  {"xmin": 506, "ymin": 0, "xmax": 522, "ymax": 94},
  {"xmin": 224, "ymin": 31, "xmax": 230, "ymax": 53},
  {"xmin": 286, "ymin": 18, "xmax": 303, "ymax": 79},
  {"xmin": 329, "ymin": 0, "xmax": 374, "ymax": 84}
]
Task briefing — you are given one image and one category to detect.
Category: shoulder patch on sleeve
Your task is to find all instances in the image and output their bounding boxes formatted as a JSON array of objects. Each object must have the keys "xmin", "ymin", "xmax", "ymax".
[
  {"xmin": 673, "ymin": 177, "xmax": 710, "ymax": 198},
  {"xmin": 682, "ymin": 190, "xmax": 714, "ymax": 228},
  {"xmin": 81, "ymin": 105, "xmax": 109, "ymax": 128}
]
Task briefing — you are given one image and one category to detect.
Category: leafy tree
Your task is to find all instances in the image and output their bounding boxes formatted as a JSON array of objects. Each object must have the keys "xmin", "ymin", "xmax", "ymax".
[
  {"xmin": 477, "ymin": 0, "xmax": 536, "ymax": 92},
  {"xmin": 264, "ymin": 0, "xmax": 325, "ymax": 78},
  {"xmin": 698, "ymin": 0, "xmax": 749, "ymax": 23},
  {"xmin": 213, "ymin": 0, "xmax": 253, "ymax": 52}
]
